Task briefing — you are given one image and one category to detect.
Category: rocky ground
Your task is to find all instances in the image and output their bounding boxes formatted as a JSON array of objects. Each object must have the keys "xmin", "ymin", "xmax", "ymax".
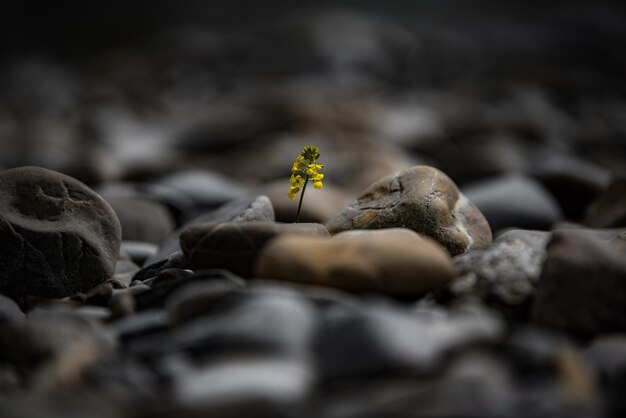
[{"xmin": 1, "ymin": 3, "xmax": 626, "ymax": 418}]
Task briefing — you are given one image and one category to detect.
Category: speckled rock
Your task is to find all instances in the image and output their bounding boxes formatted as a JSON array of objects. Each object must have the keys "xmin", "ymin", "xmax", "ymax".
[
  {"xmin": 449, "ymin": 230, "xmax": 550, "ymax": 313},
  {"xmin": 256, "ymin": 228, "xmax": 456, "ymax": 295},
  {"xmin": 0, "ymin": 166, "xmax": 121, "ymax": 301},
  {"xmin": 326, "ymin": 165, "xmax": 491, "ymax": 255},
  {"xmin": 180, "ymin": 222, "xmax": 329, "ymax": 277}
]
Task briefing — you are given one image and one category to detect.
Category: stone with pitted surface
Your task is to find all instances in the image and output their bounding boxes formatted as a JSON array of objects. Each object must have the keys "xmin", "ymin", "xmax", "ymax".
[
  {"xmin": 326, "ymin": 165, "xmax": 492, "ymax": 255},
  {"xmin": 0, "ymin": 166, "xmax": 121, "ymax": 301}
]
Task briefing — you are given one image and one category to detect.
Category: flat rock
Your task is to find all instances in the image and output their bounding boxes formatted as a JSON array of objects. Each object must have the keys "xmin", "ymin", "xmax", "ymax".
[
  {"xmin": 449, "ymin": 230, "xmax": 550, "ymax": 313},
  {"xmin": 326, "ymin": 165, "xmax": 491, "ymax": 255},
  {"xmin": 532, "ymin": 230, "xmax": 626, "ymax": 336},
  {"xmin": 463, "ymin": 174, "xmax": 563, "ymax": 232},
  {"xmin": 144, "ymin": 195, "xmax": 275, "ymax": 265},
  {"xmin": 181, "ymin": 222, "xmax": 329, "ymax": 277},
  {"xmin": 0, "ymin": 166, "xmax": 121, "ymax": 301},
  {"xmin": 256, "ymin": 228, "xmax": 456, "ymax": 295}
]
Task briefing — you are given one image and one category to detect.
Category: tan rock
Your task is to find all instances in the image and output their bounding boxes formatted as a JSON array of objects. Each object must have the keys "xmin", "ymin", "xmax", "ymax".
[
  {"xmin": 181, "ymin": 222, "xmax": 329, "ymax": 277},
  {"xmin": 326, "ymin": 165, "xmax": 492, "ymax": 255},
  {"xmin": 255, "ymin": 228, "xmax": 456, "ymax": 295}
]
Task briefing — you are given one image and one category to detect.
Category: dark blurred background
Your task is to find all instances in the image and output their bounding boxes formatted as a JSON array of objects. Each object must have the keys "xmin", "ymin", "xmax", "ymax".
[{"xmin": 1, "ymin": 0, "xmax": 626, "ymax": 225}]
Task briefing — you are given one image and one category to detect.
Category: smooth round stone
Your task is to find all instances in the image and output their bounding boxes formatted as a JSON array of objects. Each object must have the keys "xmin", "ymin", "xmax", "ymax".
[
  {"xmin": 256, "ymin": 228, "xmax": 456, "ymax": 295},
  {"xmin": 181, "ymin": 222, "xmax": 329, "ymax": 277},
  {"xmin": 326, "ymin": 165, "xmax": 491, "ymax": 256},
  {"xmin": 463, "ymin": 174, "xmax": 563, "ymax": 232},
  {"xmin": 532, "ymin": 230, "xmax": 626, "ymax": 336},
  {"xmin": 105, "ymin": 197, "xmax": 175, "ymax": 244},
  {"xmin": 0, "ymin": 166, "xmax": 121, "ymax": 301},
  {"xmin": 155, "ymin": 169, "xmax": 249, "ymax": 217},
  {"xmin": 531, "ymin": 154, "xmax": 609, "ymax": 220},
  {"xmin": 449, "ymin": 229, "xmax": 550, "ymax": 312}
]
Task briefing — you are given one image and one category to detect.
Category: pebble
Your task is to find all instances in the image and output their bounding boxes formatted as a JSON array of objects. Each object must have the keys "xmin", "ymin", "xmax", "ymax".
[
  {"xmin": 449, "ymin": 229, "xmax": 550, "ymax": 314},
  {"xmin": 155, "ymin": 169, "xmax": 249, "ymax": 220},
  {"xmin": 531, "ymin": 154, "xmax": 610, "ymax": 220},
  {"xmin": 317, "ymin": 301, "xmax": 503, "ymax": 379},
  {"xmin": 144, "ymin": 195, "xmax": 275, "ymax": 265},
  {"xmin": 532, "ymin": 230, "xmax": 626, "ymax": 336},
  {"xmin": 105, "ymin": 196, "xmax": 175, "ymax": 244},
  {"xmin": 120, "ymin": 241, "xmax": 158, "ymax": 266},
  {"xmin": 181, "ymin": 222, "xmax": 329, "ymax": 277},
  {"xmin": 463, "ymin": 174, "xmax": 563, "ymax": 232},
  {"xmin": 128, "ymin": 286, "xmax": 317, "ymax": 360},
  {"xmin": 326, "ymin": 165, "xmax": 492, "ymax": 255},
  {"xmin": 172, "ymin": 356, "xmax": 313, "ymax": 415},
  {"xmin": 0, "ymin": 166, "xmax": 121, "ymax": 301},
  {"xmin": 256, "ymin": 228, "xmax": 456, "ymax": 295}
]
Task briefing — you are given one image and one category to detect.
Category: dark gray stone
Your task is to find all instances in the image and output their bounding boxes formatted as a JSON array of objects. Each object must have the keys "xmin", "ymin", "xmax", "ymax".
[
  {"xmin": 181, "ymin": 222, "xmax": 329, "ymax": 277},
  {"xmin": 171, "ymin": 355, "xmax": 313, "ymax": 416},
  {"xmin": 317, "ymin": 301, "xmax": 503, "ymax": 379},
  {"xmin": 134, "ymin": 269, "xmax": 245, "ymax": 311},
  {"xmin": 120, "ymin": 241, "xmax": 158, "ymax": 266},
  {"xmin": 532, "ymin": 230, "xmax": 626, "ymax": 336},
  {"xmin": 463, "ymin": 174, "xmax": 563, "ymax": 232},
  {"xmin": 0, "ymin": 294, "xmax": 24, "ymax": 324},
  {"xmin": 156, "ymin": 169, "xmax": 249, "ymax": 218},
  {"xmin": 531, "ymin": 154, "xmax": 609, "ymax": 220},
  {"xmin": 106, "ymin": 196, "xmax": 175, "ymax": 244},
  {"xmin": 144, "ymin": 195, "xmax": 275, "ymax": 265},
  {"xmin": 130, "ymin": 289, "xmax": 317, "ymax": 358},
  {"xmin": 0, "ymin": 166, "xmax": 122, "ymax": 301},
  {"xmin": 450, "ymin": 230, "xmax": 550, "ymax": 313}
]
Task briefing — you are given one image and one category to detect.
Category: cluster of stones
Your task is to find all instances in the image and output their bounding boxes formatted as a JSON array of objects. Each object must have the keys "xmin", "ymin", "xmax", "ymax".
[{"xmin": 1, "ymin": 164, "xmax": 625, "ymax": 418}]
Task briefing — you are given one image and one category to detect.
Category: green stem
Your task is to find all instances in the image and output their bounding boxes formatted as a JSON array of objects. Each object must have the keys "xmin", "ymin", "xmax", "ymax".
[{"xmin": 295, "ymin": 174, "xmax": 309, "ymax": 223}]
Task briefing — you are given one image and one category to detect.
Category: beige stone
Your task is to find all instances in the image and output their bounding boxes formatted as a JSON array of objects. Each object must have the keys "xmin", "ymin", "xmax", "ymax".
[
  {"xmin": 326, "ymin": 165, "xmax": 492, "ymax": 255},
  {"xmin": 255, "ymin": 228, "xmax": 456, "ymax": 295}
]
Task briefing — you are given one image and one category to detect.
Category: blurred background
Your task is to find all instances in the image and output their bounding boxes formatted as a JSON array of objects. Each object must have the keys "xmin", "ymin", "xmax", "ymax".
[{"xmin": 1, "ymin": 0, "xmax": 626, "ymax": 227}]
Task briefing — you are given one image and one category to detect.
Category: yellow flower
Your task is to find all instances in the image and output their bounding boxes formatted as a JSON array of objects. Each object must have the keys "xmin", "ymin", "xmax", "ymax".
[{"xmin": 288, "ymin": 146, "xmax": 325, "ymax": 222}]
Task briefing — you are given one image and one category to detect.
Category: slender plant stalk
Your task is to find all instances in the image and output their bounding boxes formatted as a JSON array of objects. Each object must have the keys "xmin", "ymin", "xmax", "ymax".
[{"xmin": 295, "ymin": 174, "xmax": 309, "ymax": 223}]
